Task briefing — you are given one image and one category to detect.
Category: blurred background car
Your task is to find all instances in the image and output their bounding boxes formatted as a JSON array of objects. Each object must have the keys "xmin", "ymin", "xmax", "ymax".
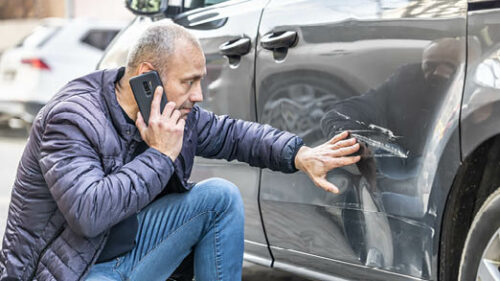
[{"xmin": 0, "ymin": 17, "xmax": 125, "ymax": 129}]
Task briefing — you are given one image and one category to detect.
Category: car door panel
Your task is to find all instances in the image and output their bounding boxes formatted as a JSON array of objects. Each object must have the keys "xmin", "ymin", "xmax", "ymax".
[{"xmin": 256, "ymin": 0, "xmax": 466, "ymax": 279}]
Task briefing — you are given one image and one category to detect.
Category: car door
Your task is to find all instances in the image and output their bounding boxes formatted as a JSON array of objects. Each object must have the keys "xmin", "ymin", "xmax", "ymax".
[
  {"xmin": 256, "ymin": 0, "xmax": 466, "ymax": 280},
  {"xmin": 173, "ymin": 0, "xmax": 274, "ymax": 265}
]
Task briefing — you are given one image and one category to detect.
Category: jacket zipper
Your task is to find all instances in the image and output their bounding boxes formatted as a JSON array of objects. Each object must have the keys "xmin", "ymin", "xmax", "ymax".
[
  {"xmin": 28, "ymin": 226, "xmax": 65, "ymax": 281},
  {"xmin": 78, "ymin": 232, "xmax": 109, "ymax": 281}
]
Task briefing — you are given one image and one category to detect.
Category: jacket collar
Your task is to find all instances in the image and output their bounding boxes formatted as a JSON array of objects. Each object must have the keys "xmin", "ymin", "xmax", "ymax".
[
  {"xmin": 101, "ymin": 67, "xmax": 143, "ymax": 143},
  {"xmin": 100, "ymin": 67, "xmax": 197, "ymax": 145}
]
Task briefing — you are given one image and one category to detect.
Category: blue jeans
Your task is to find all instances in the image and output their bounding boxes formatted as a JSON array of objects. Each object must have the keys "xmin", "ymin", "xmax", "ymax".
[{"xmin": 84, "ymin": 178, "xmax": 245, "ymax": 281}]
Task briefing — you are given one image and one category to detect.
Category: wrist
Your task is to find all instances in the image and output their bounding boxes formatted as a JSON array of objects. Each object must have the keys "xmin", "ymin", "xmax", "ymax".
[
  {"xmin": 151, "ymin": 146, "xmax": 177, "ymax": 161},
  {"xmin": 294, "ymin": 146, "xmax": 310, "ymax": 171},
  {"xmin": 163, "ymin": 150, "xmax": 178, "ymax": 161},
  {"xmin": 165, "ymin": 153, "xmax": 177, "ymax": 161}
]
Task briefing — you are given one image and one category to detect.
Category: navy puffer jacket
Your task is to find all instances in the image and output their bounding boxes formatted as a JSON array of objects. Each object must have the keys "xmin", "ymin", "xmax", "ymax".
[{"xmin": 0, "ymin": 68, "xmax": 303, "ymax": 281}]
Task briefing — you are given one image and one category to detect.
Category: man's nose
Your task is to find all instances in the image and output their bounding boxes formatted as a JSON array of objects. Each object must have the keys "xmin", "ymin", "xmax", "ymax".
[{"xmin": 189, "ymin": 83, "xmax": 203, "ymax": 102}]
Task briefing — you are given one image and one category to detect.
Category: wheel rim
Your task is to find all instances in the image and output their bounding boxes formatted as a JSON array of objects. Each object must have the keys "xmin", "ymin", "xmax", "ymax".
[{"xmin": 476, "ymin": 227, "xmax": 500, "ymax": 281}]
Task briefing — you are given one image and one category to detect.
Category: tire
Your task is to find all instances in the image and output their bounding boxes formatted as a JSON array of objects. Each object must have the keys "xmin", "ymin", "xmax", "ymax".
[{"xmin": 458, "ymin": 187, "xmax": 500, "ymax": 281}]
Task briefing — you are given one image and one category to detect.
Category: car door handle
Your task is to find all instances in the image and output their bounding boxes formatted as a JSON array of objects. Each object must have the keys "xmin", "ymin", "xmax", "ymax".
[
  {"xmin": 260, "ymin": 31, "xmax": 298, "ymax": 50},
  {"xmin": 219, "ymin": 37, "xmax": 251, "ymax": 57}
]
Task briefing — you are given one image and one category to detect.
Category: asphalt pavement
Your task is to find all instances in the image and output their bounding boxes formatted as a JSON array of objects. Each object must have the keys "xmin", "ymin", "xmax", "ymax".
[{"xmin": 0, "ymin": 127, "xmax": 310, "ymax": 281}]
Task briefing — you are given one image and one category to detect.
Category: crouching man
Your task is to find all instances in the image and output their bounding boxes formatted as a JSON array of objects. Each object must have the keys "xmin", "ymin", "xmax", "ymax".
[{"xmin": 0, "ymin": 22, "xmax": 360, "ymax": 281}]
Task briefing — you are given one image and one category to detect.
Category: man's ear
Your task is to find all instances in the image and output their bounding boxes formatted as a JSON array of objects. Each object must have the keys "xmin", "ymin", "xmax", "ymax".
[{"xmin": 136, "ymin": 62, "xmax": 155, "ymax": 75}]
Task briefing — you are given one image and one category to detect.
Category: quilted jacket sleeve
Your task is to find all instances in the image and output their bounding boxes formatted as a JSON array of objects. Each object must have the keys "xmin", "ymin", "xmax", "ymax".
[
  {"xmin": 195, "ymin": 106, "xmax": 304, "ymax": 173},
  {"xmin": 39, "ymin": 103, "xmax": 174, "ymax": 238}
]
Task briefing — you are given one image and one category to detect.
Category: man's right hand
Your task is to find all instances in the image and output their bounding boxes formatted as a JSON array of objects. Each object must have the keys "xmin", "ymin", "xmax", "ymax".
[
  {"xmin": 294, "ymin": 131, "xmax": 361, "ymax": 193},
  {"xmin": 136, "ymin": 86, "xmax": 185, "ymax": 160}
]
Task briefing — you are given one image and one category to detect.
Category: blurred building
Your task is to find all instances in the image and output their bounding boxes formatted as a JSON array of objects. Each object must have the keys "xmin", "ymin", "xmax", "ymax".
[
  {"xmin": 0, "ymin": 0, "xmax": 132, "ymax": 20},
  {"xmin": 0, "ymin": 0, "xmax": 64, "ymax": 19},
  {"xmin": 0, "ymin": 0, "xmax": 133, "ymax": 53}
]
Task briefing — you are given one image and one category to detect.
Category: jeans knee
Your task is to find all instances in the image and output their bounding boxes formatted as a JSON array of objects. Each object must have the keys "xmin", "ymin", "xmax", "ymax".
[{"xmin": 197, "ymin": 178, "xmax": 244, "ymax": 218}]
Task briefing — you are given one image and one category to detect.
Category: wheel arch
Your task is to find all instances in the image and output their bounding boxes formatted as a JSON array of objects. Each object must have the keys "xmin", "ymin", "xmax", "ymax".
[{"xmin": 438, "ymin": 132, "xmax": 500, "ymax": 281}]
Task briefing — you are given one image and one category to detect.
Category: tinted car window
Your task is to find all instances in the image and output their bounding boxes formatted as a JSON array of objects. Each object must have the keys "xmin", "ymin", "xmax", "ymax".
[
  {"xmin": 184, "ymin": 0, "xmax": 230, "ymax": 10},
  {"xmin": 203, "ymin": 0, "xmax": 229, "ymax": 5},
  {"xmin": 81, "ymin": 29, "xmax": 120, "ymax": 51}
]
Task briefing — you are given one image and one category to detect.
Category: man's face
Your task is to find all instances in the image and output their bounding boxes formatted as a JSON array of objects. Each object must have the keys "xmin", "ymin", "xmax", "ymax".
[
  {"xmin": 161, "ymin": 40, "xmax": 206, "ymax": 120},
  {"xmin": 421, "ymin": 38, "xmax": 462, "ymax": 86}
]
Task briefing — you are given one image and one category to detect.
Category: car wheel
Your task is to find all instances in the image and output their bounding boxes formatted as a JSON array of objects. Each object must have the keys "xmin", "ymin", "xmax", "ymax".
[{"xmin": 458, "ymin": 187, "xmax": 500, "ymax": 281}]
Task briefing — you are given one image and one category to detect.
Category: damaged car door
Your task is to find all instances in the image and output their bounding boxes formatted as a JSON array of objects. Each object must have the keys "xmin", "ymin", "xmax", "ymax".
[{"xmin": 256, "ymin": 0, "xmax": 466, "ymax": 280}]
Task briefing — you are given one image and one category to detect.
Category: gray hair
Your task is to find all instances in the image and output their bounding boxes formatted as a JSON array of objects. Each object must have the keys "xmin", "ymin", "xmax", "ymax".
[{"xmin": 126, "ymin": 21, "xmax": 201, "ymax": 74}]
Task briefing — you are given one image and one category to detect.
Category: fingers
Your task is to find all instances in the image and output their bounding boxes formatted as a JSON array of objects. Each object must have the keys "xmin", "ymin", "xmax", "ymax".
[
  {"xmin": 150, "ymin": 86, "xmax": 164, "ymax": 120},
  {"xmin": 161, "ymin": 101, "xmax": 176, "ymax": 119},
  {"xmin": 330, "ymin": 137, "xmax": 356, "ymax": 149},
  {"xmin": 330, "ymin": 142, "xmax": 360, "ymax": 157},
  {"xmin": 147, "ymin": 94, "xmax": 182, "ymax": 130},
  {"xmin": 136, "ymin": 111, "xmax": 147, "ymax": 136},
  {"xmin": 177, "ymin": 118, "xmax": 186, "ymax": 129},
  {"xmin": 314, "ymin": 177, "xmax": 339, "ymax": 193},
  {"xmin": 169, "ymin": 108, "xmax": 181, "ymax": 125},
  {"xmin": 328, "ymin": 131, "xmax": 349, "ymax": 144},
  {"xmin": 331, "ymin": 155, "xmax": 361, "ymax": 167}
]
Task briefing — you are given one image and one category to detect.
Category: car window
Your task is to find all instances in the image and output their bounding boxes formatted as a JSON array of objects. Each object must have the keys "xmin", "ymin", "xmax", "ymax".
[
  {"xmin": 204, "ymin": 0, "xmax": 229, "ymax": 5},
  {"xmin": 183, "ymin": 0, "xmax": 230, "ymax": 10},
  {"xmin": 81, "ymin": 29, "xmax": 120, "ymax": 51}
]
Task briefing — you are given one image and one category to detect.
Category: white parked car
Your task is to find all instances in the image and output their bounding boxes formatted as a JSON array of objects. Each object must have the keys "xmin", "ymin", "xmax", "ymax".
[{"xmin": 0, "ymin": 18, "xmax": 126, "ymax": 128}]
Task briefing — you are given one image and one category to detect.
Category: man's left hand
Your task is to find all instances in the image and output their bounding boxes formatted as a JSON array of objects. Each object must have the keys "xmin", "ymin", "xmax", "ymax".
[{"xmin": 294, "ymin": 131, "xmax": 361, "ymax": 193}]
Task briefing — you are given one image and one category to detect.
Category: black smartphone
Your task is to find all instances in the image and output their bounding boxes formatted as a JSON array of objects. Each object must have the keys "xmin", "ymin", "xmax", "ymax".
[{"xmin": 129, "ymin": 71, "xmax": 167, "ymax": 125}]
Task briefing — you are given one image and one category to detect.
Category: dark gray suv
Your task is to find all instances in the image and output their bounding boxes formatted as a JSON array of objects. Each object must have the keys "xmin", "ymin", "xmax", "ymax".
[{"xmin": 98, "ymin": 0, "xmax": 500, "ymax": 280}]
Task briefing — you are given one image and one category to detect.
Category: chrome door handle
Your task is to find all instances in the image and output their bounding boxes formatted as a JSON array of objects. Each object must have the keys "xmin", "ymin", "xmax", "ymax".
[
  {"xmin": 260, "ymin": 31, "xmax": 298, "ymax": 50},
  {"xmin": 219, "ymin": 37, "xmax": 251, "ymax": 57}
]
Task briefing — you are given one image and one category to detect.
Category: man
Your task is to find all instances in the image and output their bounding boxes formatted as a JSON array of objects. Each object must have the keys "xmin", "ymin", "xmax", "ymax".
[{"xmin": 0, "ymin": 22, "xmax": 360, "ymax": 281}]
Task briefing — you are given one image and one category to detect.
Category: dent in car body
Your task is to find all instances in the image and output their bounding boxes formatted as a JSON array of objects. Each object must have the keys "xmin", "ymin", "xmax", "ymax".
[{"xmin": 256, "ymin": 0, "xmax": 466, "ymax": 280}]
